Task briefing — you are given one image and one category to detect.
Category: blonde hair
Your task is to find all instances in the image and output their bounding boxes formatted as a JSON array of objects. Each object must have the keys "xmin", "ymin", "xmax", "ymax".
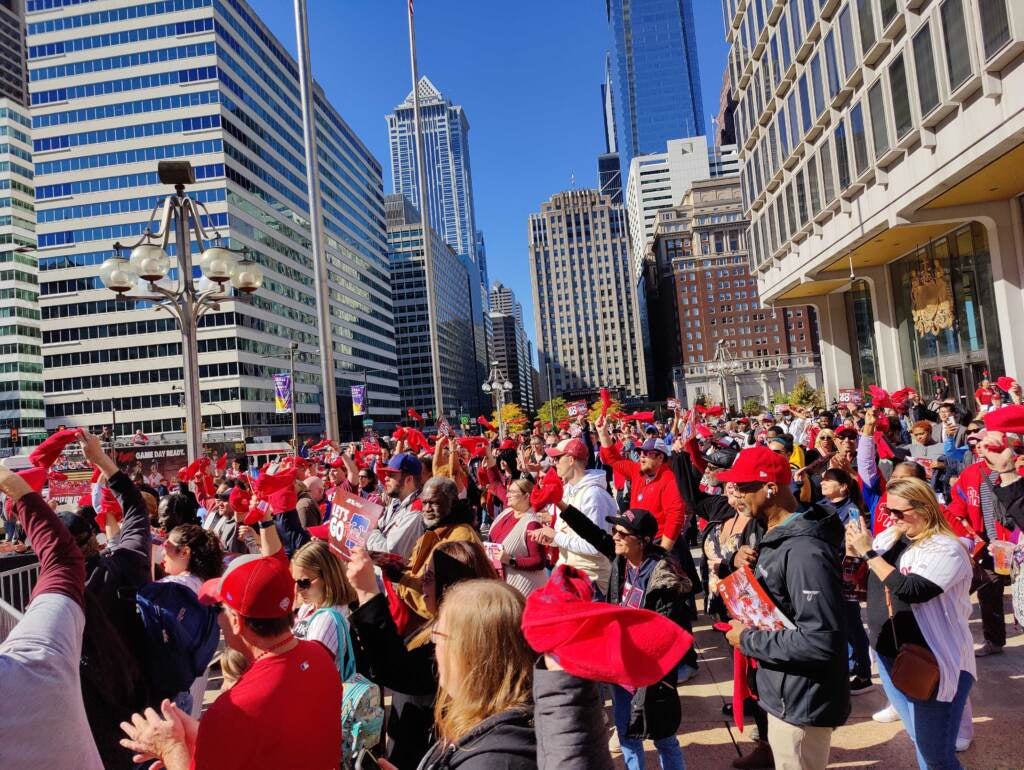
[
  {"xmin": 507, "ymin": 478, "xmax": 534, "ymax": 498},
  {"xmin": 220, "ymin": 648, "xmax": 250, "ymax": 690},
  {"xmin": 885, "ymin": 477, "xmax": 959, "ymax": 543},
  {"xmin": 433, "ymin": 580, "xmax": 533, "ymax": 744},
  {"xmin": 292, "ymin": 539, "xmax": 356, "ymax": 608}
]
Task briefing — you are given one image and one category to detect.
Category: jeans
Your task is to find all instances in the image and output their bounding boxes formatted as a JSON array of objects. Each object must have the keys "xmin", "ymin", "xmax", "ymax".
[
  {"xmin": 845, "ymin": 601, "xmax": 872, "ymax": 679},
  {"xmin": 876, "ymin": 654, "xmax": 974, "ymax": 770},
  {"xmin": 611, "ymin": 684, "xmax": 686, "ymax": 770}
]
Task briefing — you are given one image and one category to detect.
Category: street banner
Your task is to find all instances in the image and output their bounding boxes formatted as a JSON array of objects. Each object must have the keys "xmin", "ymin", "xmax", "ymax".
[
  {"xmin": 838, "ymin": 388, "xmax": 863, "ymax": 406},
  {"xmin": 273, "ymin": 373, "xmax": 292, "ymax": 414},
  {"xmin": 566, "ymin": 400, "xmax": 588, "ymax": 418},
  {"xmin": 328, "ymin": 490, "xmax": 383, "ymax": 560},
  {"xmin": 351, "ymin": 385, "xmax": 366, "ymax": 416}
]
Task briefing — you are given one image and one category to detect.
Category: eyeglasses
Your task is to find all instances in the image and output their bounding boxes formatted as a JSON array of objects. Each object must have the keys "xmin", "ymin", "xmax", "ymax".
[
  {"xmin": 887, "ymin": 506, "xmax": 915, "ymax": 520},
  {"xmin": 611, "ymin": 528, "xmax": 635, "ymax": 539},
  {"xmin": 294, "ymin": 577, "xmax": 316, "ymax": 590},
  {"xmin": 734, "ymin": 481, "xmax": 767, "ymax": 493}
]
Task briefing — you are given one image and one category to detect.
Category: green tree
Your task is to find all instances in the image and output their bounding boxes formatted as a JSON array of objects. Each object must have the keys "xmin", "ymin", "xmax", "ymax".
[
  {"xmin": 536, "ymin": 397, "xmax": 568, "ymax": 430},
  {"xmin": 787, "ymin": 376, "xmax": 825, "ymax": 410},
  {"xmin": 588, "ymin": 396, "xmax": 624, "ymax": 424},
  {"xmin": 494, "ymin": 402, "xmax": 529, "ymax": 434},
  {"xmin": 742, "ymin": 397, "xmax": 764, "ymax": 416}
]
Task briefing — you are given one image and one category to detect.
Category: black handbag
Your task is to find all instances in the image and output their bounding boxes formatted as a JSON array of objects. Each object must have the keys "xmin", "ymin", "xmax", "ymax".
[{"xmin": 627, "ymin": 679, "xmax": 682, "ymax": 740}]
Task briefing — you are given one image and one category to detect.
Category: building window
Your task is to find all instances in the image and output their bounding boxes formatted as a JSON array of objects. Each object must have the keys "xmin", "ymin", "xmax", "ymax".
[
  {"xmin": 940, "ymin": 0, "xmax": 973, "ymax": 90},
  {"xmin": 979, "ymin": 0, "xmax": 1012, "ymax": 59},
  {"xmin": 913, "ymin": 23, "xmax": 942, "ymax": 116},
  {"xmin": 795, "ymin": 169, "xmax": 808, "ymax": 227},
  {"xmin": 857, "ymin": 0, "xmax": 877, "ymax": 53},
  {"xmin": 820, "ymin": 141, "xmax": 837, "ymax": 204},
  {"xmin": 868, "ymin": 80, "xmax": 890, "ymax": 157},
  {"xmin": 824, "ymin": 30, "xmax": 841, "ymax": 100},
  {"xmin": 879, "ymin": 0, "xmax": 900, "ymax": 27},
  {"xmin": 810, "ymin": 52, "xmax": 825, "ymax": 118},
  {"xmin": 889, "ymin": 53, "xmax": 915, "ymax": 139},
  {"xmin": 798, "ymin": 74, "xmax": 813, "ymax": 133},
  {"xmin": 853, "ymin": 100, "xmax": 872, "ymax": 174},
  {"xmin": 807, "ymin": 154, "xmax": 822, "ymax": 215},
  {"xmin": 838, "ymin": 4, "xmax": 858, "ymax": 80},
  {"xmin": 834, "ymin": 122, "xmax": 852, "ymax": 191},
  {"xmin": 787, "ymin": 91, "xmax": 801, "ymax": 148}
]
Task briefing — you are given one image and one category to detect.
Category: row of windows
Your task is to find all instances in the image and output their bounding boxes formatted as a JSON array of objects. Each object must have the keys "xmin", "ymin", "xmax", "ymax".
[
  {"xmin": 41, "ymin": 310, "xmax": 238, "ymax": 345},
  {"xmin": 29, "ymin": 41, "xmax": 216, "ymax": 82},
  {"xmin": 0, "ymin": 144, "xmax": 34, "ymax": 164},
  {"xmin": 37, "ymin": 211, "xmax": 227, "ymax": 248},
  {"xmin": 34, "ymin": 89, "xmax": 219, "ymax": 129},
  {"xmin": 32, "ymin": 65, "xmax": 216, "ymax": 107},
  {"xmin": 0, "ymin": 268, "xmax": 38, "ymax": 286},
  {"xmin": 37, "ymin": 186, "xmax": 224, "ymax": 224},
  {"xmin": 34, "ymin": 114, "xmax": 220, "ymax": 152},
  {"xmin": 35, "ymin": 138, "xmax": 222, "ymax": 177},
  {"xmin": 28, "ymin": 0, "xmax": 100, "ymax": 10},
  {"xmin": 0, "ymin": 343, "xmax": 43, "ymax": 358},
  {"xmin": 0, "ymin": 288, "xmax": 38, "ymax": 303},
  {"xmin": 0, "ymin": 108, "xmax": 32, "ymax": 129},
  {"xmin": 28, "ymin": 0, "xmax": 212, "ymax": 35},
  {"xmin": 0, "ymin": 252, "xmax": 36, "ymax": 271},
  {"xmin": 0, "ymin": 324, "xmax": 42, "ymax": 339},
  {"xmin": 44, "ymin": 386, "xmax": 322, "ymax": 420},
  {"xmin": 0, "ymin": 379, "xmax": 43, "ymax": 394},
  {"xmin": 0, "ymin": 305, "xmax": 41, "ymax": 321},
  {"xmin": 29, "ymin": 18, "xmax": 214, "ymax": 59},
  {"xmin": 0, "ymin": 124, "xmax": 31, "ymax": 146},
  {"xmin": 36, "ymin": 163, "xmax": 223, "ymax": 201},
  {"xmin": 0, "ymin": 161, "xmax": 34, "ymax": 180}
]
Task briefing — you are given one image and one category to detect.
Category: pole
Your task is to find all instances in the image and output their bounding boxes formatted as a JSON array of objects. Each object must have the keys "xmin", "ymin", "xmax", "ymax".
[
  {"xmin": 496, "ymin": 388, "xmax": 505, "ymax": 440},
  {"xmin": 176, "ymin": 190, "xmax": 204, "ymax": 462},
  {"xmin": 545, "ymin": 360, "xmax": 555, "ymax": 431},
  {"xmin": 294, "ymin": 0, "xmax": 339, "ymax": 442},
  {"xmin": 363, "ymin": 369, "xmax": 369, "ymax": 432},
  {"xmin": 407, "ymin": 0, "xmax": 445, "ymax": 419},
  {"xmin": 110, "ymin": 404, "xmax": 117, "ymax": 459},
  {"xmin": 289, "ymin": 342, "xmax": 298, "ymax": 456}
]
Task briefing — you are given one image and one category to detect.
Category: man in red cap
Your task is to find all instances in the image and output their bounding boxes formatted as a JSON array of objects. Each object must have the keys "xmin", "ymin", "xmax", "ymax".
[
  {"xmin": 120, "ymin": 554, "xmax": 342, "ymax": 770},
  {"xmin": 719, "ymin": 446, "xmax": 850, "ymax": 770}
]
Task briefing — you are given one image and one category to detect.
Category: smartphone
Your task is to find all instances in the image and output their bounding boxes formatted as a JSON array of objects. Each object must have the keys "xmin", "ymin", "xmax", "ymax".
[{"xmin": 354, "ymin": 750, "xmax": 380, "ymax": 770}]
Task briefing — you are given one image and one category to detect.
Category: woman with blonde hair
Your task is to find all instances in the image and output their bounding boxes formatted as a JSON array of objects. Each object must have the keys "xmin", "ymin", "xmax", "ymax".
[
  {"xmin": 415, "ymin": 579, "xmax": 537, "ymax": 770},
  {"xmin": 487, "ymin": 477, "xmax": 548, "ymax": 597},
  {"xmin": 847, "ymin": 477, "xmax": 974, "ymax": 770},
  {"xmin": 290, "ymin": 539, "xmax": 357, "ymax": 663}
]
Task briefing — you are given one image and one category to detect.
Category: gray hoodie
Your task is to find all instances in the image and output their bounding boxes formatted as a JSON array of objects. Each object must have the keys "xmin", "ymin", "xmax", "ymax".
[{"xmin": 554, "ymin": 470, "xmax": 615, "ymax": 587}]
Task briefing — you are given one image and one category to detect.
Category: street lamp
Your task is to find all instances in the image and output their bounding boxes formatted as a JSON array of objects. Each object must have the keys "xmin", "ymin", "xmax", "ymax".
[
  {"xmin": 708, "ymin": 340, "xmax": 742, "ymax": 416},
  {"xmin": 482, "ymin": 361, "xmax": 514, "ymax": 439},
  {"xmin": 98, "ymin": 161, "xmax": 263, "ymax": 461}
]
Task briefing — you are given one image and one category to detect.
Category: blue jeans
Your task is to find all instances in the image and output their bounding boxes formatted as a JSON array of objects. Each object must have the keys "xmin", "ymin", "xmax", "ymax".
[
  {"xmin": 876, "ymin": 654, "xmax": 973, "ymax": 770},
  {"xmin": 845, "ymin": 601, "xmax": 871, "ymax": 679},
  {"xmin": 611, "ymin": 684, "xmax": 686, "ymax": 770}
]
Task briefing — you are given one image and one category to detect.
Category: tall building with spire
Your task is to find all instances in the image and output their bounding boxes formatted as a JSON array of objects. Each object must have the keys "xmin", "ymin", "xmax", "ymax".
[
  {"xmin": 0, "ymin": 0, "xmax": 43, "ymax": 457},
  {"xmin": 605, "ymin": 0, "xmax": 705, "ymax": 174},
  {"xmin": 386, "ymin": 77, "xmax": 488, "ymax": 411}
]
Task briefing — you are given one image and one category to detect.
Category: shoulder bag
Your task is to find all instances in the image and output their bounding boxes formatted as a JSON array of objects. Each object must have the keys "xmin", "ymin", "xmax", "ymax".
[{"xmin": 884, "ymin": 587, "xmax": 939, "ymax": 701}]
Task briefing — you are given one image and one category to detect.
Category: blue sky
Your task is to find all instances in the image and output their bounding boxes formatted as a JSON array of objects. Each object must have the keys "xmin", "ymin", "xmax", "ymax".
[{"xmin": 248, "ymin": 0, "xmax": 730, "ymax": 350}]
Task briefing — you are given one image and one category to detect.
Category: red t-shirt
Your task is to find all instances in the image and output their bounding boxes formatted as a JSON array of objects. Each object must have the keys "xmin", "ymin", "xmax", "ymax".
[{"xmin": 191, "ymin": 640, "xmax": 342, "ymax": 770}]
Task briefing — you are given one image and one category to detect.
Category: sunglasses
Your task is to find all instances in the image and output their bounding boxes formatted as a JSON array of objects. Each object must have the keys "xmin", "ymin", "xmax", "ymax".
[
  {"xmin": 164, "ymin": 540, "xmax": 185, "ymax": 555},
  {"xmin": 294, "ymin": 577, "xmax": 316, "ymax": 590},
  {"xmin": 611, "ymin": 528, "xmax": 636, "ymax": 539},
  {"xmin": 734, "ymin": 481, "xmax": 767, "ymax": 493},
  {"xmin": 887, "ymin": 506, "xmax": 915, "ymax": 520}
]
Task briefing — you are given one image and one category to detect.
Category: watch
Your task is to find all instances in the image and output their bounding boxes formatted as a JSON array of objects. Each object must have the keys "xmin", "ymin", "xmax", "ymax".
[
  {"xmin": 864, "ymin": 549, "xmax": 879, "ymax": 560},
  {"xmin": 257, "ymin": 519, "xmax": 276, "ymax": 530},
  {"xmin": 509, "ymin": 557, "xmax": 518, "ymax": 569}
]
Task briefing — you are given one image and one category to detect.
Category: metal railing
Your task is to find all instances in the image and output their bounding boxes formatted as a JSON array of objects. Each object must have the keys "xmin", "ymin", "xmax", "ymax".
[
  {"xmin": 0, "ymin": 559, "xmax": 40, "ymax": 615},
  {"xmin": 0, "ymin": 596, "xmax": 23, "ymax": 645}
]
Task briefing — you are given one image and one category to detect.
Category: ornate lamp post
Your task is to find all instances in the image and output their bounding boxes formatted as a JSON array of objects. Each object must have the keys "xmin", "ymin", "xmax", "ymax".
[
  {"xmin": 708, "ymin": 340, "xmax": 742, "ymax": 416},
  {"xmin": 98, "ymin": 161, "xmax": 263, "ymax": 461},
  {"xmin": 481, "ymin": 361, "xmax": 514, "ymax": 439}
]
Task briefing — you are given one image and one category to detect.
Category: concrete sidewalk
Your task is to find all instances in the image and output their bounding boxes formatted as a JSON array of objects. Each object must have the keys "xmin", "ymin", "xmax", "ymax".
[{"xmin": 612, "ymin": 600, "xmax": 1024, "ymax": 769}]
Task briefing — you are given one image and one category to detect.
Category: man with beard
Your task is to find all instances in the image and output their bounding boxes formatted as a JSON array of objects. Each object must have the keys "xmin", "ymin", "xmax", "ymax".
[
  {"xmin": 391, "ymin": 476, "xmax": 480, "ymax": 621},
  {"xmin": 364, "ymin": 452, "xmax": 425, "ymax": 560}
]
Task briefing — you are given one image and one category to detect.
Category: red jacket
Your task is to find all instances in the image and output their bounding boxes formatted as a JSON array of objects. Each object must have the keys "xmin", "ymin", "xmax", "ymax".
[
  {"xmin": 945, "ymin": 460, "xmax": 1013, "ymax": 541},
  {"xmin": 599, "ymin": 444, "xmax": 687, "ymax": 542}
]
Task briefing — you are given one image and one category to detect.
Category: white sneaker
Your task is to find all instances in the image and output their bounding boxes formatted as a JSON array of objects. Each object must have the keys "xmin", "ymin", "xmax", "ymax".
[
  {"xmin": 872, "ymin": 704, "xmax": 900, "ymax": 723},
  {"xmin": 955, "ymin": 737, "xmax": 972, "ymax": 752}
]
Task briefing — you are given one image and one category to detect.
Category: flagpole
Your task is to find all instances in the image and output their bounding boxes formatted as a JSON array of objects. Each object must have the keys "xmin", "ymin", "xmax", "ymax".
[
  {"xmin": 294, "ymin": 0, "xmax": 339, "ymax": 443},
  {"xmin": 406, "ymin": 0, "xmax": 445, "ymax": 420}
]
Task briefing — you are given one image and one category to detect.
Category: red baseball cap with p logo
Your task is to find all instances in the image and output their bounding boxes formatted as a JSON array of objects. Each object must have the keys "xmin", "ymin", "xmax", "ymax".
[{"xmin": 716, "ymin": 445, "xmax": 792, "ymax": 487}]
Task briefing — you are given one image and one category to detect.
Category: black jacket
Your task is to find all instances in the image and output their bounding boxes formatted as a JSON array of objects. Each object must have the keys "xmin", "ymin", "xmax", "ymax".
[
  {"xmin": 994, "ymin": 479, "xmax": 1024, "ymax": 533},
  {"xmin": 349, "ymin": 592, "xmax": 437, "ymax": 770},
  {"xmin": 417, "ymin": 707, "xmax": 537, "ymax": 770},
  {"xmin": 738, "ymin": 503, "xmax": 851, "ymax": 728},
  {"xmin": 533, "ymin": 661, "xmax": 614, "ymax": 770}
]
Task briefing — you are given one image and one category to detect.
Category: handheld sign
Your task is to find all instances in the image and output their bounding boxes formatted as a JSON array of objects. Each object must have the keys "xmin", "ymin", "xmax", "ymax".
[
  {"xmin": 328, "ymin": 491, "xmax": 384, "ymax": 560},
  {"xmin": 566, "ymin": 400, "xmax": 588, "ymax": 418}
]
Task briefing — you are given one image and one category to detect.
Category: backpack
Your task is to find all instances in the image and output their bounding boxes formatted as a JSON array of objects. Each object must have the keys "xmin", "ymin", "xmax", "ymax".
[
  {"xmin": 135, "ymin": 581, "xmax": 221, "ymax": 701},
  {"xmin": 313, "ymin": 607, "xmax": 384, "ymax": 768}
]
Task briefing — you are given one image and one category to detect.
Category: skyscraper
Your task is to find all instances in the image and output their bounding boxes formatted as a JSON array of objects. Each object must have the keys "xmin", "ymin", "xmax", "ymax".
[
  {"xmin": 386, "ymin": 77, "xmax": 488, "ymax": 409},
  {"xmin": 386, "ymin": 195, "xmax": 476, "ymax": 419},
  {"xmin": 29, "ymin": 0, "xmax": 398, "ymax": 441},
  {"xmin": 529, "ymin": 190, "xmax": 647, "ymax": 402},
  {"xmin": 0, "ymin": 0, "xmax": 43, "ymax": 457},
  {"xmin": 598, "ymin": 53, "xmax": 622, "ymax": 204},
  {"xmin": 606, "ymin": 0, "xmax": 705, "ymax": 174},
  {"xmin": 489, "ymin": 282, "xmax": 535, "ymax": 413}
]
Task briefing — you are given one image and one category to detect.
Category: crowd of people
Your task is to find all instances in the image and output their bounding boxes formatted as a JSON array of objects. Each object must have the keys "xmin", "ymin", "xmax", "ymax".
[{"xmin": 1, "ymin": 379, "xmax": 1023, "ymax": 770}]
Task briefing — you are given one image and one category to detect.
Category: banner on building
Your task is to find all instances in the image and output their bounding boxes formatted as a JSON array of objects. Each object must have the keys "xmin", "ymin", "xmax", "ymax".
[
  {"xmin": 351, "ymin": 385, "xmax": 366, "ymax": 416},
  {"xmin": 566, "ymin": 400, "xmax": 588, "ymax": 418},
  {"xmin": 273, "ymin": 373, "xmax": 292, "ymax": 414}
]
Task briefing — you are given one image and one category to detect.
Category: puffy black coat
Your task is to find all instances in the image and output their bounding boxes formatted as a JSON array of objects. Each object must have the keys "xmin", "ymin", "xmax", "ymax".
[{"xmin": 416, "ymin": 707, "xmax": 537, "ymax": 770}]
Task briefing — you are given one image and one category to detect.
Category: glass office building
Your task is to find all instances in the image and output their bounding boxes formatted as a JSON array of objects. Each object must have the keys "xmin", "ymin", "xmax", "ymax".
[
  {"xmin": 606, "ymin": 0, "xmax": 705, "ymax": 173},
  {"xmin": 27, "ymin": 0, "xmax": 397, "ymax": 440}
]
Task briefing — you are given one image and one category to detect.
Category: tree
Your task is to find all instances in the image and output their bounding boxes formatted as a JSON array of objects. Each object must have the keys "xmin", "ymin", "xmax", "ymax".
[
  {"xmin": 742, "ymin": 397, "xmax": 764, "ymax": 416},
  {"xmin": 787, "ymin": 376, "xmax": 825, "ymax": 410},
  {"xmin": 493, "ymin": 402, "xmax": 529, "ymax": 435},
  {"xmin": 588, "ymin": 396, "xmax": 624, "ymax": 424},
  {"xmin": 536, "ymin": 397, "xmax": 568, "ymax": 430}
]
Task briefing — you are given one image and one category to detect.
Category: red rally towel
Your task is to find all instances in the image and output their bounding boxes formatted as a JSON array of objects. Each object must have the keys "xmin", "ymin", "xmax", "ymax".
[{"xmin": 28, "ymin": 428, "xmax": 81, "ymax": 469}]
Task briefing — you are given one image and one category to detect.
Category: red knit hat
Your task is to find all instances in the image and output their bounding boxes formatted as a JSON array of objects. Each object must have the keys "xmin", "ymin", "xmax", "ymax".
[{"xmin": 521, "ymin": 566, "xmax": 693, "ymax": 689}]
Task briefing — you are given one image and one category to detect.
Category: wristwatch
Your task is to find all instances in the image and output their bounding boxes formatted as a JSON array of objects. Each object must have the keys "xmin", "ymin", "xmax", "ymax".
[
  {"xmin": 509, "ymin": 557, "xmax": 518, "ymax": 569},
  {"xmin": 864, "ymin": 549, "xmax": 879, "ymax": 560},
  {"xmin": 257, "ymin": 519, "xmax": 276, "ymax": 530}
]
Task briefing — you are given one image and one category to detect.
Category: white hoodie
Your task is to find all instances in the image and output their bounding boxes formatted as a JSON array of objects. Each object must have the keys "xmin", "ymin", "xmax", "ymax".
[{"xmin": 555, "ymin": 469, "xmax": 615, "ymax": 588}]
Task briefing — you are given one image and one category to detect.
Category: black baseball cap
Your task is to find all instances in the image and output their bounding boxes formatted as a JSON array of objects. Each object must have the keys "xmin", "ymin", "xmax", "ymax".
[
  {"xmin": 605, "ymin": 509, "xmax": 658, "ymax": 540},
  {"xmin": 59, "ymin": 509, "xmax": 99, "ymax": 538}
]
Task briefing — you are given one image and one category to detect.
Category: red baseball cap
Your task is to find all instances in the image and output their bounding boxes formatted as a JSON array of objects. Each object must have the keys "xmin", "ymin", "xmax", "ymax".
[
  {"xmin": 716, "ymin": 445, "xmax": 792, "ymax": 487},
  {"xmin": 199, "ymin": 554, "xmax": 294, "ymax": 619},
  {"xmin": 545, "ymin": 438, "xmax": 588, "ymax": 461}
]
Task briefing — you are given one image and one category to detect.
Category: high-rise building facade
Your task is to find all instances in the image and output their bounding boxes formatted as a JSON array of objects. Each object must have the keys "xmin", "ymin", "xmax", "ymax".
[
  {"xmin": 529, "ymin": 189, "xmax": 647, "ymax": 402},
  {"xmin": 386, "ymin": 77, "xmax": 488, "ymax": 410},
  {"xmin": 386, "ymin": 195, "xmax": 476, "ymax": 420},
  {"xmin": 606, "ymin": 0, "xmax": 705, "ymax": 175},
  {"xmin": 0, "ymin": 0, "xmax": 43, "ymax": 458},
  {"xmin": 724, "ymin": 0, "xmax": 1024, "ymax": 403},
  {"xmin": 646, "ymin": 176, "xmax": 820, "ymax": 404},
  {"xmin": 28, "ymin": 0, "xmax": 398, "ymax": 441},
  {"xmin": 489, "ymin": 282, "xmax": 535, "ymax": 413}
]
